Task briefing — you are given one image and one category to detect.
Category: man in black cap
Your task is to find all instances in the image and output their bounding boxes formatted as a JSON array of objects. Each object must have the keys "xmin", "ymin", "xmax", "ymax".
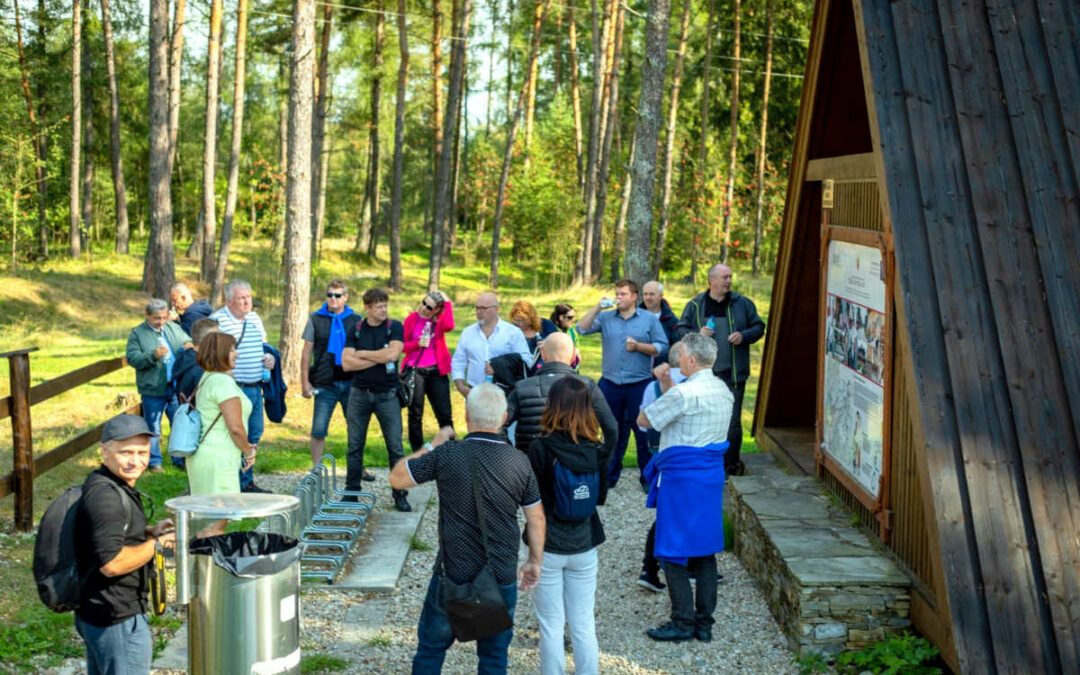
[{"xmin": 74, "ymin": 414, "xmax": 174, "ymax": 675}]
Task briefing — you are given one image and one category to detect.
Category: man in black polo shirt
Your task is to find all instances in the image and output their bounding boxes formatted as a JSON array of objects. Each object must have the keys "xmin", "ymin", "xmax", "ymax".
[
  {"xmin": 342, "ymin": 287, "xmax": 410, "ymax": 511},
  {"xmin": 390, "ymin": 383, "xmax": 546, "ymax": 673},
  {"xmin": 74, "ymin": 414, "xmax": 175, "ymax": 675},
  {"xmin": 300, "ymin": 279, "xmax": 361, "ymax": 467}
]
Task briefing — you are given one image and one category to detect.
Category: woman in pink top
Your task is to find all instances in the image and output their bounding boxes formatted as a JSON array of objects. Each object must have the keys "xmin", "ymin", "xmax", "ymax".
[{"xmin": 402, "ymin": 291, "xmax": 456, "ymax": 451}]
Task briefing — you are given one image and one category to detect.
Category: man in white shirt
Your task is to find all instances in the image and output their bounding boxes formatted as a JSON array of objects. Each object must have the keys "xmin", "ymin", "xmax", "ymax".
[
  {"xmin": 210, "ymin": 279, "xmax": 275, "ymax": 493},
  {"xmin": 450, "ymin": 292, "xmax": 531, "ymax": 398}
]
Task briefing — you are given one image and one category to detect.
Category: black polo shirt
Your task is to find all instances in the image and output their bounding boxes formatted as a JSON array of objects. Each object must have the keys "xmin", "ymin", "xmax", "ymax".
[
  {"xmin": 406, "ymin": 432, "xmax": 541, "ymax": 585},
  {"xmin": 74, "ymin": 466, "xmax": 149, "ymax": 627},
  {"xmin": 345, "ymin": 318, "xmax": 404, "ymax": 392}
]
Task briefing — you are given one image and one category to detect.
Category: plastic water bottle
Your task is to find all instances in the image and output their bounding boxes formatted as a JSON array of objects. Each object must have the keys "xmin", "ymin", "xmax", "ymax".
[
  {"xmin": 157, "ymin": 333, "xmax": 174, "ymax": 381},
  {"xmin": 262, "ymin": 367, "xmax": 271, "ymax": 382},
  {"xmin": 485, "ymin": 374, "xmax": 494, "ymax": 383},
  {"xmin": 706, "ymin": 317, "xmax": 716, "ymax": 332},
  {"xmin": 421, "ymin": 323, "xmax": 433, "ymax": 340},
  {"xmin": 599, "ymin": 297, "xmax": 615, "ymax": 309}
]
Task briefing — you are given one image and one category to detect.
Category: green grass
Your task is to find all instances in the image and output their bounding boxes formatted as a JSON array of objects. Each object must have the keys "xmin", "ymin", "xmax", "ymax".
[
  {"xmin": 0, "ymin": 237, "xmax": 773, "ymax": 670},
  {"xmin": 409, "ymin": 534, "xmax": 432, "ymax": 552},
  {"xmin": 300, "ymin": 653, "xmax": 350, "ymax": 673}
]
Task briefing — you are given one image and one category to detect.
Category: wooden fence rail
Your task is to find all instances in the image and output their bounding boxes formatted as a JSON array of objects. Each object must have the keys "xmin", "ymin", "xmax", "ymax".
[{"xmin": 0, "ymin": 349, "xmax": 136, "ymax": 532}]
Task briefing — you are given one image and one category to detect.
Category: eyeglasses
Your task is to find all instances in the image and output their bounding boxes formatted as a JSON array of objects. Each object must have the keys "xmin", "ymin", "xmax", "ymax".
[
  {"xmin": 564, "ymin": 314, "xmax": 576, "ymax": 321},
  {"xmin": 421, "ymin": 301, "xmax": 437, "ymax": 311},
  {"xmin": 474, "ymin": 305, "xmax": 496, "ymax": 311},
  {"xmin": 326, "ymin": 292, "xmax": 345, "ymax": 299}
]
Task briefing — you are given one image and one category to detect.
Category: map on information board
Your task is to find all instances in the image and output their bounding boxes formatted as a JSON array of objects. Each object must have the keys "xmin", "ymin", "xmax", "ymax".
[{"xmin": 822, "ymin": 240, "xmax": 887, "ymax": 498}]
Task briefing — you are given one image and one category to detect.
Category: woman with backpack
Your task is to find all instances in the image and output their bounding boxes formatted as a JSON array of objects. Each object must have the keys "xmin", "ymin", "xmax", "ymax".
[
  {"xmin": 187, "ymin": 332, "xmax": 257, "ymax": 500},
  {"xmin": 525, "ymin": 377, "xmax": 610, "ymax": 675}
]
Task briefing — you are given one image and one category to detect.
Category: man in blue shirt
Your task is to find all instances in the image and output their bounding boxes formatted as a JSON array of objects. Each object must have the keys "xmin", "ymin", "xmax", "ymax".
[{"xmin": 577, "ymin": 279, "xmax": 669, "ymax": 488}]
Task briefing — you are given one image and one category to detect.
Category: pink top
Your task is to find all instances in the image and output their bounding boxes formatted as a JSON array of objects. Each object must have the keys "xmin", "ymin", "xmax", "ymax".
[
  {"xmin": 402, "ymin": 300, "xmax": 456, "ymax": 376},
  {"xmin": 406, "ymin": 319, "xmax": 439, "ymax": 369}
]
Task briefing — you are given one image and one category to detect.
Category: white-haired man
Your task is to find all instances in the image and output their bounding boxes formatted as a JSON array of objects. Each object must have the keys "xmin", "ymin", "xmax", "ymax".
[
  {"xmin": 210, "ymin": 280, "xmax": 275, "ymax": 493},
  {"xmin": 390, "ymin": 383, "xmax": 546, "ymax": 673}
]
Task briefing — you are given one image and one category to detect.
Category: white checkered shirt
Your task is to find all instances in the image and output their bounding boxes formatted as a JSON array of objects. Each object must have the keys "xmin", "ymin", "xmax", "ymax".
[{"xmin": 643, "ymin": 369, "xmax": 734, "ymax": 451}]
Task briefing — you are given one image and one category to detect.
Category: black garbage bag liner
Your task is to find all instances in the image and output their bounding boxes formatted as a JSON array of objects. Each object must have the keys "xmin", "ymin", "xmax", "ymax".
[{"xmin": 189, "ymin": 532, "xmax": 304, "ymax": 578}]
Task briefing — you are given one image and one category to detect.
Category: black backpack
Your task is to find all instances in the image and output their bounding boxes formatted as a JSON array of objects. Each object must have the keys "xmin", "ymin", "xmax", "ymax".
[{"xmin": 33, "ymin": 481, "xmax": 130, "ymax": 613}]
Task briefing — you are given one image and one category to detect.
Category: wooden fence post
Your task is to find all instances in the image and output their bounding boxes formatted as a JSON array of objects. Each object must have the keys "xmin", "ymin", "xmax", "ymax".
[{"xmin": 7, "ymin": 349, "xmax": 37, "ymax": 532}]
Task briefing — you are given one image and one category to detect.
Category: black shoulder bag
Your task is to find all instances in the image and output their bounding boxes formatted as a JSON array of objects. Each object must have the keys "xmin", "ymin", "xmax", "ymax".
[{"xmin": 437, "ymin": 447, "xmax": 514, "ymax": 642}]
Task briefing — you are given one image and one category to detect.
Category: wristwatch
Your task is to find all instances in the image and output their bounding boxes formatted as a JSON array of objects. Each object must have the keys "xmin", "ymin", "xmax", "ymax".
[{"xmin": 422, "ymin": 442, "xmax": 434, "ymax": 453}]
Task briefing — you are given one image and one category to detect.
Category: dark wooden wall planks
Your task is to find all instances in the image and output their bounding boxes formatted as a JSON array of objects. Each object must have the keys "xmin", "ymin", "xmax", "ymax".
[{"xmin": 856, "ymin": 0, "xmax": 1080, "ymax": 672}]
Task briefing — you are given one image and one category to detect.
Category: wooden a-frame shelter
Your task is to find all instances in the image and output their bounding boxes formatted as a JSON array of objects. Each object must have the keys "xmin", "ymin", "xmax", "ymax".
[{"xmin": 752, "ymin": 0, "xmax": 1080, "ymax": 672}]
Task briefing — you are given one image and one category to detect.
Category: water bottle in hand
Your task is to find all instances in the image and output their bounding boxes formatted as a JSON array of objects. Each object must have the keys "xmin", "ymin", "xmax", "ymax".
[
  {"xmin": 706, "ymin": 317, "xmax": 716, "ymax": 332},
  {"xmin": 262, "ymin": 367, "xmax": 271, "ymax": 382},
  {"xmin": 599, "ymin": 297, "xmax": 615, "ymax": 309}
]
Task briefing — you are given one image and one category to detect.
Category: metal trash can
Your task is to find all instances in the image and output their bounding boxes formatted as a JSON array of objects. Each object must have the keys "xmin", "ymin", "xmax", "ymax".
[{"xmin": 165, "ymin": 494, "xmax": 302, "ymax": 675}]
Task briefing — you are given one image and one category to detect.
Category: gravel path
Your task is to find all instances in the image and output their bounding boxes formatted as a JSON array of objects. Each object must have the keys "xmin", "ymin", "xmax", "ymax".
[{"xmin": 299, "ymin": 468, "xmax": 798, "ymax": 674}]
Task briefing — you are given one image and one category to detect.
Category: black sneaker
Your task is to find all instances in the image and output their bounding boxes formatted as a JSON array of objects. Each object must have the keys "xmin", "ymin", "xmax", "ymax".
[
  {"xmin": 362, "ymin": 470, "xmax": 376, "ymax": 482},
  {"xmin": 637, "ymin": 570, "xmax": 666, "ymax": 592},
  {"xmin": 393, "ymin": 492, "xmax": 412, "ymax": 512},
  {"xmin": 693, "ymin": 625, "xmax": 713, "ymax": 642},
  {"xmin": 646, "ymin": 622, "xmax": 693, "ymax": 642},
  {"xmin": 241, "ymin": 482, "xmax": 272, "ymax": 494}
]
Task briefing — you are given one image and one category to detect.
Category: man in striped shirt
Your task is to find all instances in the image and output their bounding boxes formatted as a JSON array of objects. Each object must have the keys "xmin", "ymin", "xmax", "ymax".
[{"xmin": 210, "ymin": 279, "xmax": 275, "ymax": 493}]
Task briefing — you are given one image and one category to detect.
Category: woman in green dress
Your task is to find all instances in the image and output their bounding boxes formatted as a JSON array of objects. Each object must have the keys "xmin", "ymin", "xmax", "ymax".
[{"xmin": 187, "ymin": 332, "xmax": 256, "ymax": 496}]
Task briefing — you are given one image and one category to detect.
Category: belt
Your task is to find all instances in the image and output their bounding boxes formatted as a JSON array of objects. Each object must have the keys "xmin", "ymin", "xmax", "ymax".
[
  {"xmin": 237, "ymin": 381, "xmax": 262, "ymax": 387},
  {"xmin": 351, "ymin": 386, "xmax": 391, "ymax": 393}
]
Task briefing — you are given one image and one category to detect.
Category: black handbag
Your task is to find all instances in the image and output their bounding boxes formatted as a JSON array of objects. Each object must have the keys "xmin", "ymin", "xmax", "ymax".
[
  {"xmin": 397, "ymin": 332, "xmax": 432, "ymax": 408},
  {"xmin": 436, "ymin": 448, "xmax": 513, "ymax": 642}
]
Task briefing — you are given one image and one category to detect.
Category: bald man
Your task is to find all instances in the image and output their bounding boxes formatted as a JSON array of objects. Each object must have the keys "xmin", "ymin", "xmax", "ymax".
[
  {"xmin": 505, "ymin": 332, "xmax": 617, "ymax": 459},
  {"xmin": 675, "ymin": 263, "xmax": 766, "ymax": 476},
  {"xmin": 451, "ymin": 292, "xmax": 531, "ymax": 398}
]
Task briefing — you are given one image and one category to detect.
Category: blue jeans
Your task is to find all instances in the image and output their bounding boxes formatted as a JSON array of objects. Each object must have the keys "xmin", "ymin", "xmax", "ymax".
[
  {"xmin": 311, "ymin": 380, "xmax": 351, "ymax": 438},
  {"xmin": 141, "ymin": 394, "xmax": 177, "ymax": 467},
  {"xmin": 345, "ymin": 388, "xmax": 405, "ymax": 491},
  {"xmin": 75, "ymin": 613, "xmax": 152, "ymax": 675},
  {"xmin": 412, "ymin": 573, "xmax": 518, "ymax": 674},
  {"xmin": 598, "ymin": 377, "xmax": 652, "ymax": 487},
  {"xmin": 239, "ymin": 384, "xmax": 265, "ymax": 488}
]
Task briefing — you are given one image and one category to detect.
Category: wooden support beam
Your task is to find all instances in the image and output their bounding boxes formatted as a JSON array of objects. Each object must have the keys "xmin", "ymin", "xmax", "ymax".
[{"xmin": 10, "ymin": 352, "xmax": 34, "ymax": 532}]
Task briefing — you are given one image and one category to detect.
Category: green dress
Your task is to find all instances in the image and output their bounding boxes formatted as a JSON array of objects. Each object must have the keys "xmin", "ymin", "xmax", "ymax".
[{"xmin": 187, "ymin": 372, "xmax": 252, "ymax": 496}]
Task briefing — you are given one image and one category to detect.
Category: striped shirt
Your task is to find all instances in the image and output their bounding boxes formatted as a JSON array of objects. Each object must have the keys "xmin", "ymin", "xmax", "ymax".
[{"xmin": 210, "ymin": 307, "xmax": 266, "ymax": 384}]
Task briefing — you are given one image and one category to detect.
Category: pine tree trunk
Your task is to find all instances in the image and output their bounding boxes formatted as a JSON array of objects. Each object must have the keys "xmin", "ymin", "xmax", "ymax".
[
  {"xmin": 687, "ymin": 0, "xmax": 715, "ymax": 283},
  {"xmin": 652, "ymin": 0, "xmax": 691, "ymax": 278},
  {"xmin": 720, "ymin": 0, "xmax": 741, "ymax": 263},
  {"xmin": 589, "ymin": 1, "xmax": 625, "ymax": 281},
  {"xmin": 168, "ymin": 0, "xmax": 187, "ymax": 172},
  {"xmin": 143, "ymin": 0, "xmax": 175, "ymax": 298},
  {"xmin": 273, "ymin": 56, "xmax": 288, "ymax": 253},
  {"xmin": 36, "ymin": 0, "xmax": 49, "ymax": 256},
  {"xmin": 280, "ymin": 0, "xmax": 317, "ymax": 385},
  {"xmin": 622, "ymin": 0, "xmax": 672, "ymax": 285},
  {"xmin": 577, "ymin": 0, "xmax": 612, "ymax": 284},
  {"xmin": 212, "ymin": 0, "xmax": 249, "ymax": 306},
  {"xmin": 490, "ymin": 0, "xmax": 550, "ymax": 288},
  {"xmin": 428, "ymin": 0, "xmax": 444, "ymax": 252},
  {"xmin": 568, "ymin": 5, "xmax": 584, "ymax": 196},
  {"xmin": 389, "ymin": 0, "xmax": 408, "ymax": 291},
  {"xmin": 446, "ymin": 74, "xmax": 465, "ymax": 261},
  {"xmin": 523, "ymin": 0, "xmax": 544, "ymax": 152},
  {"xmin": 310, "ymin": 2, "xmax": 332, "ymax": 262},
  {"xmin": 429, "ymin": 0, "xmax": 472, "ymax": 290},
  {"xmin": 365, "ymin": 0, "xmax": 385, "ymax": 256},
  {"xmin": 611, "ymin": 132, "xmax": 634, "ymax": 281},
  {"xmin": 199, "ymin": 0, "xmax": 223, "ymax": 280},
  {"xmin": 752, "ymin": 0, "xmax": 774, "ymax": 276},
  {"xmin": 13, "ymin": 0, "xmax": 47, "ymax": 258},
  {"xmin": 81, "ymin": 31, "xmax": 94, "ymax": 252},
  {"xmin": 485, "ymin": 0, "xmax": 498, "ymax": 136},
  {"xmin": 505, "ymin": 0, "xmax": 515, "ymax": 123},
  {"xmin": 100, "ymin": 0, "xmax": 130, "ymax": 254},
  {"xmin": 70, "ymin": 0, "xmax": 82, "ymax": 258}
]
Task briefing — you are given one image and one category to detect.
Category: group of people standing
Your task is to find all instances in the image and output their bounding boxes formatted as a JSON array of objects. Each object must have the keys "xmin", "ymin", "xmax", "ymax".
[{"xmin": 107, "ymin": 263, "xmax": 764, "ymax": 674}]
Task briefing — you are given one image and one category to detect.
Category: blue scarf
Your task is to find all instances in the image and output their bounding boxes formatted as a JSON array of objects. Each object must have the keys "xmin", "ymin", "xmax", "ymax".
[{"xmin": 314, "ymin": 304, "xmax": 355, "ymax": 365}]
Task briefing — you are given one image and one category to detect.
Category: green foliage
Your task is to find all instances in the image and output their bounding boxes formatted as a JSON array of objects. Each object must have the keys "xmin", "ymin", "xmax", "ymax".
[
  {"xmin": 410, "ymin": 534, "xmax": 432, "ymax": 552},
  {"xmin": 794, "ymin": 651, "xmax": 832, "ymax": 675},
  {"xmin": 836, "ymin": 632, "xmax": 941, "ymax": 675}
]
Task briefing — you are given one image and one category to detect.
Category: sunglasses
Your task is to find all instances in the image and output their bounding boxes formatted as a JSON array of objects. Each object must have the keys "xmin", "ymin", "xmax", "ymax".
[
  {"xmin": 327, "ymin": 292, "xmax": 345, "ymax": 299},
  {"xmin": 421, "ymin": 301, "xmax": 437, "ymax": 311},
  {"xmin": 563, "ymin": 314, "xmax": 576, "ymax": 321}
]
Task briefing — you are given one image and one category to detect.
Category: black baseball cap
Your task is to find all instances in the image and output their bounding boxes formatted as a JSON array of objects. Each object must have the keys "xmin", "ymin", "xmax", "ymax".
[{"xmin": 101, "ymin": 414, "xmax": 157, "ymax": 443}]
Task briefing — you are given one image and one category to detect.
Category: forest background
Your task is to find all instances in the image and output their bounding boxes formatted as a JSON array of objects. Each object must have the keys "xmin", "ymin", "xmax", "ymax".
[{"xmin": 0, "ymin": 0, "xmax": 811, "ymax": 382}]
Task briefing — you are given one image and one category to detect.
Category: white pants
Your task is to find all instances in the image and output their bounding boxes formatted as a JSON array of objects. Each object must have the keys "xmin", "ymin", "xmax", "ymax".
[{"xmin": 533, "ymin": 547, "xmax": 599, "ymax": 675}]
